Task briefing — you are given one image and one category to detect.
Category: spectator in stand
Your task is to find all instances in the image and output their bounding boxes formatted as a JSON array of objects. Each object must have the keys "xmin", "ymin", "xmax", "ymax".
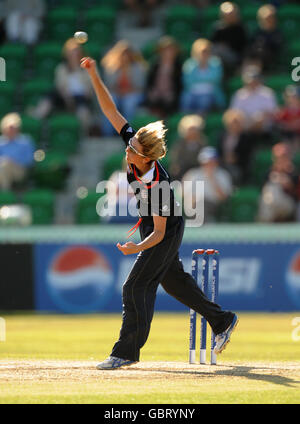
[
  {"xmin": 246, "ymin": 4, "xmax": 283, "ymax": 71},
  {"xmin": 0, "ymin": 113, "xmax": 34, "ymax": 190},
  {"xmin": 210, "ymin": 2, "xmax": 248, "ymax": 73},
  {"xmin": 181, "ymin": 38, "xmax": 225, "ymax": 114},
  {"xmin": 3, "ymin": 0, "xmax": 45, "ymax": 46},
  {"xmin": 169, "ymin": 114, "xmax": 207, "ymax": 181},
  {"xmin": 28, "ymin": 38, "xmax": 93, "ymax": 133},
  {"xmin": 258, "ymin": 142, "xmax": 299, "ymax": 222},
  {"xmin": 145, "ymin": 36, "xmax": 182, "ymax": 119},
  {"xmin": 230, "ymin": 65, "xmax": 278, "ymax": 132},
  {"xmin": 182, "ymin": 146, "xmax": 233, "ymax": 223},
  {"xmin": 220, "ymin": 108, "xmax": 256, "ymax": 184},
  {"xmin": 275, "ymin": 85, "xmax": 300, "ymax": 147},
  {"xmin": 100, "ymin": 40, "xmax": 147, "ymax": 135}
]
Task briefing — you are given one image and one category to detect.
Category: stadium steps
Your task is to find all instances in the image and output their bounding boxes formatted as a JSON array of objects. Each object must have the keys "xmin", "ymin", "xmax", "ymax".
[
  {"xmin": 115, "ymin": 6, "xmax": 165, "ymax": 51},
  {"xmin": 54, "ymin": 136, "xmax": 123, "ymax": 224}
]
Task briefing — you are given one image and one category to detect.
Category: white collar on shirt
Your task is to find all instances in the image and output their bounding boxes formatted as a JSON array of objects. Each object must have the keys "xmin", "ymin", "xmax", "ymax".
[{"xmin": 140, "ymin": 161, "xmax": 155, "ymax": 183}]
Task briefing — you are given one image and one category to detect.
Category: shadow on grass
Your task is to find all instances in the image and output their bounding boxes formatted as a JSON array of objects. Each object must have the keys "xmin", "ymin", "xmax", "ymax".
[{"xmin": 132, "ymin": 364, "xmax": 300, "ymax": 388}]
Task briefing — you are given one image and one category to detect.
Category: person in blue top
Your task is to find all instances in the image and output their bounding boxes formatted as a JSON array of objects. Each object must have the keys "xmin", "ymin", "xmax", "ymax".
[
  {"xmin": 0, "ymin": 113, "xmax": 34, "ymax": 190},
  {"xmin": 181, "ymin": 38, "xmax": 225, "ymax": 113},
  {"xmin": 80, "ymin": 56, "xmax": 238, "ymax": 370}
]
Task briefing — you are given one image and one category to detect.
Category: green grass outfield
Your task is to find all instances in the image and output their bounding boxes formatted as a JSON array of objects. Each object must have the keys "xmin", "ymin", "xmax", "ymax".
[{"xmin": 0, "ymin": 312, "xmax": 300, "ymax": 404}]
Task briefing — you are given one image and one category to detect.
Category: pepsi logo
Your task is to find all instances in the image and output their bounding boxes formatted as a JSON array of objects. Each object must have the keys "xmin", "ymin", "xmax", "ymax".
[{"xmin": 46, "ymin": 246, "xmax": 114, "ymax": 313}]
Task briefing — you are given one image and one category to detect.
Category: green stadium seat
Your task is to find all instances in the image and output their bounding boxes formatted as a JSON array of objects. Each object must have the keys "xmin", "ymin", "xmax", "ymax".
[
  {"xmin": 84, "ymin": 41, "xmax": 107, "ymax": 61},
  {"xmin": 278, "ymin": 4, "xmax": 300, "ymax": 52},
  {"xmin": 141, "ymin": 40, "xmax": 157, "ymax": 62},
  {"xmin": 265, "ymin": 74, "xmax": 293, "ymax": 91},
  {"xmin": 206, "ymin": 130, "xmax": 222, "ymax": 148},
  {"xmin": 75, "ymin": 191, "xmax": 104, "ymax": 224},
  {"xmin": 265, "ymin": 74, "xmax": 293, "ymax": 104},
  {"xmin": 85, "ymin": 7, "xmax": 116, "ymax": 45},
  {"xmin": 204, "ymin": 112, "xmax": 224, "ymax": 148},
  {"xmin": 240, "ymin": 5, "xmax": 259, "ymax": 21},
  {"xmin": 251, "ymin": 149, "xmax": 272, "ymax": 187},
  {"xmin": 22, "ymin": 79, "xmax": 53, "ymax": 108},
  {"xmin": 245, "ymin": 20, "xmax": 258, "ymax": 37},
  {"xmin": 32, "ymin": 151, "xmax": 69, "ymax": 190},
  {"xmin": 280, "ymin": 19, "xmax": 300, "ymax": 42},
  {"xmin": 34, "ymin": 42, "xmax": 62, "ymax": 77},
  {"xmin": 201, "ymin": 5, "xmax": 220, "ymax": 37},
  {"xmin": 47, "ymin": 7, "xmax": 78, "ymax": 41},
  {"xmin": 205, "ymin": 112, "xmax": 223, "ymax": 132},
  {"xmin": 287, "ymin": 40, "xmax": 300, "ymax": 64},
  {"xmin": 278, "ymin": 4, "xmax": 300, "ymax": 21},
  {"xmin": 227, "ymin": 76, "xmax": 243, "ymax": 100},
  {"xmin": 102, "ymin": 152, "xmax": 124, "ymax": 180},
  {"xmin": 0, "ymin": 191, "xmax": 18, "ymax": 205},
  {"xmin": 48, "ymin": 114, "xmax": 80, "ymax": 154},
  {"xmin": 168, "ymin": 21, "xmax": 195, "ymax": 42},
  {"xmin": 20, "ymin": 115, "xmax": 42, "ymax": 146},
  {"xmin": 165, "ymin": 5, "xmax": 198, "ymax": 41},
  {"xmin": 0, "ymin": 81, "xmax": 16, "ymax": 116},
  {"xmin": 0, "ymin": 43, "xmax": 27, "ymax": 81},
  {"xmin": 179, "ymin": 40, "xmax": 193, "ymax": 61},
  {"xmin": 201, "ymin": 5, "xmax": 219, "ymax": 22},
  {"xmin": 222, "ymin": 187, "xmax": 260, "ymax": 223},
  {"xmin": 293, "ymin": 151, "xmax": 300, "ymax": 170},
  {"xmin": 22, "ymin": 189, "xmax": 55, "ymax": 224},
  {"xmin": 131, "ymin": 113, "xmax": 158, "ymax": 132}
]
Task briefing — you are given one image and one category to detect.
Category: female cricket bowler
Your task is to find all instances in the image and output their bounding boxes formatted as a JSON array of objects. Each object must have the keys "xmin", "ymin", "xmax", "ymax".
[{"xmin": 80, "ymin": 56, "xmax": 238, "ymax": 370}]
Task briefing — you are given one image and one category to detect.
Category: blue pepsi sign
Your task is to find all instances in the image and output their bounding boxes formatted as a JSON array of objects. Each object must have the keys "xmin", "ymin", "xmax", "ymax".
[{"xmin": 34, "ymin": 242, "xmax": 300, "ymax": 313}]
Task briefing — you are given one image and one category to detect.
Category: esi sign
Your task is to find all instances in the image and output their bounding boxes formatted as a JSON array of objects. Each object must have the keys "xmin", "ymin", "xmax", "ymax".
[
  {"xmin": 35, "ymin": 245, "xmax": 114, "ymax": 313},
  {"xmin": 217, "ymin": 258, "xmax": 261, "ymax": 295},
  {"xmin": 34, "ymin": 241, "xmax": 300, "ymax": 313}
]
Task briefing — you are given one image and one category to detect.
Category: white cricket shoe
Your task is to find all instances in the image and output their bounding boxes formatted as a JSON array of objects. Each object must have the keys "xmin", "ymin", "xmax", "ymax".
[
  {"xmin": 96, "ymin": 356, "xmax": 137, "ymax": 370},
  {"xmin": 214, "ymin": 314, "xmax": 239, "ymax": 354}
]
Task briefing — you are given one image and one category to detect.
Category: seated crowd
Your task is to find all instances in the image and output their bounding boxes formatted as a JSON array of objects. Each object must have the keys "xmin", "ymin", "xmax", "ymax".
[{"xmin": 0, "ymin": 1, "xmax": 299, "ymax": 224}]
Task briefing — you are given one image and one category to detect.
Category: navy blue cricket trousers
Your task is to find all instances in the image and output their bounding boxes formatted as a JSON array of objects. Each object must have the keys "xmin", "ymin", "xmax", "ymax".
[{"xmin": 111, "ymin": 217, "xmax": 234, "ymax": 362}]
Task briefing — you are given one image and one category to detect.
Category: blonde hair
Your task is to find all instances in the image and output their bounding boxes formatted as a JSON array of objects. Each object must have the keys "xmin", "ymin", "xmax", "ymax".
[
  {"xmin": 157, "ymin": 35, "xmax": 180, "ymax": 54},
  {"xmin": 63, "ymin": 38, "xmax": 83, "ymax": 56},
  {"xmin": 191, "ymin": 38, "xmax": 211, "ymax": 60},
  {"xmin": 257, "ymin": 4, "xmax": 276, "ymax": 21},
  {"xmin": 220, "ymin": 2, "xmax": 239, "ymax": 15},
  {"xmin": 136, "ymin": 121, "xmax": 167, "ymax": 161},
  {"xmin": 178, "ymin": 114, "xmax": 205, "ymax": 138},
  {"xmin": 1, "ymin": 113, "xmax": 21, "ymax": 133},
  {"xmin": 101, "ymin": 40, "xmax": 146, "ymax": 73}
]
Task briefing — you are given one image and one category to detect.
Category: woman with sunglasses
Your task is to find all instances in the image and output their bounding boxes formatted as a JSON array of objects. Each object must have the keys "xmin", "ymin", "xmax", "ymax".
[{"xmin": 80, "ymin": 56, "xmax": 238, "ymax": 370}]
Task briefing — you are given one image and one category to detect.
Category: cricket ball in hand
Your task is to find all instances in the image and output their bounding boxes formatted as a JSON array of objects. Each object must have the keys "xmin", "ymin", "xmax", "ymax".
[{"xmin": 74, "ymin": 31, "xmax": 88, "ymax": 44}]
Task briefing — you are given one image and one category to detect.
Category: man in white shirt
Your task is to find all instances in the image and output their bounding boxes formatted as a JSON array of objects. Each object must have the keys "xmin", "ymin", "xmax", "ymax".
[
  {"xmin": 230, "ymin": 66, "xmax": 278, "ymax": 131},
  {"xmin": 182, "ymin": 146, "xmax": 233, "ymax": 223},
  {"xmin": 4, "ymin": 0, "xmax": 45, "ymax": 45}
]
